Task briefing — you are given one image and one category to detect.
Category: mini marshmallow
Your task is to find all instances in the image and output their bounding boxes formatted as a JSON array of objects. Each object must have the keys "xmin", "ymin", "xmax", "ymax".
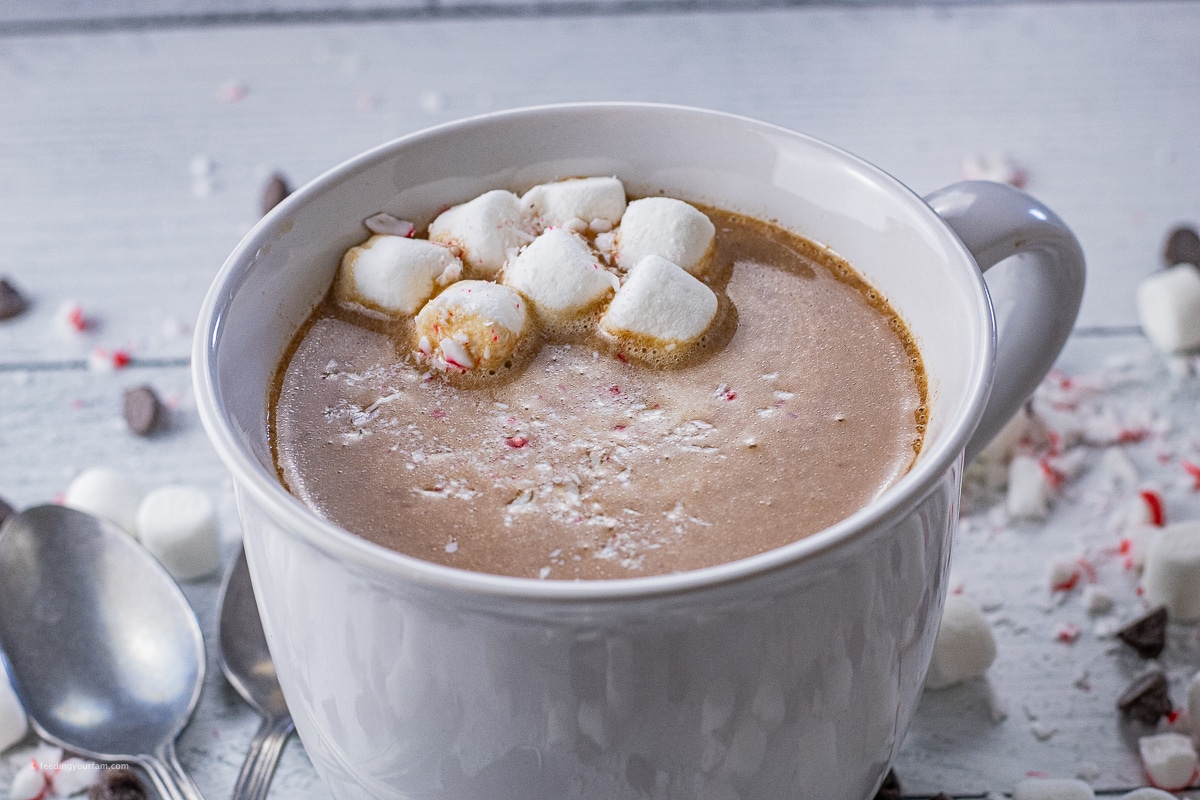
[
  {"xmin": 1144, "ymin": 521, "xmax": 1200, "ymax": 621},
  {"xmin": 428, "ymin": 190, "xmax": 533, "ymax": 277},
  {"xmin": 135, "ymin": 486, "xmax": 220, "ymax": 581},
  {"xmin": 53, "ymin": 758, "xmax": 97, "ymax": 795},
  {"xmin": 414, "ymin": 280, "xmax": 528, "ymax": 373},
  {"xmin": 924, "ymin": 594, "xmax": 997, "ymax": 690},
  {"xmin": 1139, "ymin": 733, "xmax": 1198, "ymax": 790},
  {"xmin": 522, "ymin": 177, "xmax": 626, "ymax": 230},
  {"xmin": 9, "ymin": 762, "xmax": 44, "ymax": 800},
  {"xmin": 1121, "ymin": 789, "xmax": 1180, "ymax": 800},
  {"xmin": 0, "ymin": 660, "xmax": 26, "ymax": 753},
  {"xmin": 338, "ymin": 235, "xmax": 462, "ymax": 315},
  {"xmin": 1007, "ymin": 454, "xmax": 1052, "ymax": 520},
  {"xmin": 600, "ymin": 255, "xmax": 718, "ymax": 349},
  {"xmin": 1012, "ymin": 779, "xmax": 1094, "ymax": 800},
  {"xmin": 64, "ymin": 467, "xmax": 143, "ymax": 536},
  {"xmin": 615, "ymin": 197, "xmax": 716, "ymax": 275},
  {"xmin": 502, "ymin": 228, "xmax": 618, "ymax": 317},
  {"xmin": 1137, "ymin": 265, "xmax": 1200, "ymax": 353}
]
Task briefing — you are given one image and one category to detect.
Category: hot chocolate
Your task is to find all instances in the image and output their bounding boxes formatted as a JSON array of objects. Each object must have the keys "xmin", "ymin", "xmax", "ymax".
[{"xmin": 271, "ymin": 185, "xmax": 926, "ymax": 580}]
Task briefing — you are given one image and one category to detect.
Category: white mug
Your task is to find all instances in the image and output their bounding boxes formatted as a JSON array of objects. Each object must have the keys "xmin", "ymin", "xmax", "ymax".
[{"xmin": 194, "ymin": 103, "xmax": 1084, "ymax": 800}]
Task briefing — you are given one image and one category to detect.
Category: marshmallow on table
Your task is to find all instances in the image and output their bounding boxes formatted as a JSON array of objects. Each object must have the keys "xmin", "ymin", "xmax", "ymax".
[
  {"xmin": 337, "ymin": 235, "xmax": 462, "ymax": 315},
  {"xmin": 428, "ymin": 190, "xmax": 533, "ymax": 278},
  {"xmin": 1006, "ymin": 454, "xmax": 1051, "ymax": 520},
  {"xmin": 64, "ymin": 467, "xmax": 143, "ymax": 536},
  {"xmin": 135, "ymin": 486, "xmax": 220, "ymax": 581},
  {"xmin": 1121, "ymin": 789, "xmax": 1180, "ymax": 800},
  {"xmin": 1137, "ymin": 265, "xmax": 1200, "ymax": 352},
  {"xmin": 502, "ymin": 228, "xmax": 618, "ymax": 318},
  {"xmin": 52, "ymin": 759, "xmax": 98, "ymax": 796},
  {"xmin": 1012, "ymin": 779, "xmax": 1095, "ymax": 800},
  {"xmin": 1139, "ymin": 733, "xmax": 1199, "ymax": 791},
  {"xmin": 415, "ymin": 280, "xmax": 529, "ymax": 373},
  {"xmin": 0, "ymin": 659, "xmax": 26, "ymax": 754},
  {"xmin": 522, "ymin": 177, "xmax": 626, "ymax": 230},
  {"xmin": 9, "ymin": 763, "xmax": 43, "ymax": 800},
  {"xmin": 924, "ymin": 594, "xmax": 997, "ymax": 689},
  {"xmin": 1143, "ymin": 521, "xmax": 1200, "ymax": 621},
  {"xmin": 600, "ymin": 255, "xmax": 718, "ymax": 351},
  {"xmin": 615, "ymin": 197, "xmax": 716, "ymax": 276}
]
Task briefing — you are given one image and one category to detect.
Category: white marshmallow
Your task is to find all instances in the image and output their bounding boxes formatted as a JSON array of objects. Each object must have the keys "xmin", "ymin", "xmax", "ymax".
[
  {"xmin": 615, "ymin": 197, "xmax": 716, "ymax": 275},
  {"xmin": 9, "ymin": 762, "xmax": 44, "ymax": 800},
  {"xmin": 1007, "ymin": 454, "xmax": 1052, "ymax": 520},
  {"xmin": 1144, "ymin": 521, "xmax": 1200, "ymax": 621},
  {"xmin": 1121, "ymin": 789, "xmax": 1180, "ymax": 800},
  {"xmin": 1139, "ymin": 732, "xmax": 1198, "ymax": 791},
  {"xmin": 600, "ymin": 256, "xmax": 718, "ymax": 348},
  {"xmin": 414, "ymin": 280, "xmax": 528, "ymax": 373},
  {"xmin": 522, "ymin": 177, "xmax": 626, "ymax": 230},
  {"xmin": 135, "ymin": 486, "xmax": 221, "ymax": 581},
  {"xmin": 0, "ymin": 659, "xmax": 26, "ymax": 754},
  {"xmin": 1012, "ymin": 778, "xmax": 1095, "ymax": 800},
  {"xmin": 64, "ymin": 467, "xmax": 143, "ymax": 536},
  {"xmin": 502, "ymin": 228, "xmax": 618, "ymax": 317},
  {"xmin": 52, "ymin": 758, "xmax": 97, "ymax": 795},
  {"xmin": 924, "ymin": 594, "xmax": 997, "ymax": 689},
  {"xmin": 1137, "ymin": 265, "xmax": 1200, "ymax": 353},
  {"xmin": 339, "ymin": 235, "xmax": 462, "ymax": 315},
  {"xmin": 428, "ymin": 190, "xmax": 533, "ymax": 277}
]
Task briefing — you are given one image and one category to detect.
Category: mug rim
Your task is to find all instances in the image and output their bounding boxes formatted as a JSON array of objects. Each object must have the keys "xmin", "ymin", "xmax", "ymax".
[{"xmin": 193, "ymin": 101, "xmax": 994, "ymax": 602}]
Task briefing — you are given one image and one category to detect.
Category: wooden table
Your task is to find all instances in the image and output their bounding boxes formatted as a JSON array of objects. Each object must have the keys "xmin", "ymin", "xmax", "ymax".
[{"xmin": 2, "ymin": 1, "xmax": 1199, "ymax": 796}]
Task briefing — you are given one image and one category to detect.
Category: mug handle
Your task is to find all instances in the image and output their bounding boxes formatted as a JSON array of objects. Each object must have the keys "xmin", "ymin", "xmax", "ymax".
[{"xmin": 924, "ymin": 180, "xmax": 1086, "ymax": 462}]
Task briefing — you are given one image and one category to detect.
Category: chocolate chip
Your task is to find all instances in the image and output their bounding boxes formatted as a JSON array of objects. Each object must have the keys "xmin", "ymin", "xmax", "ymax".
[
  {"xmin": 1165, "ymin": 226, "xmax": 1200, "ymax": 267},
  {"xmin": 89, "ymin": 767, "xmax": 148, "ymax": 800},
  {"xmin": 0, "ymin": 495, "xmax": 14, "ymax": 527},
  {"xmin": 0, "ymin": 277, "xmax": 28, "ymax": 321},
  {"xmin": 261, "ymin": 172, "xmax": 291, "ymax": 217},
  {"xmin": 873, "ymin": 769, "xmax": 901, "ymax": 800},
  {"xmin": 122, "ymin": 385, "xmax": 163, "ymax": 436},
  {"xmin": 1117, "ymin": 605, "xmax": 1168, "ymax": 659},
  {"xmin": 1117, "ymin": 669, "xmax": 1173, "ymax": 724}
]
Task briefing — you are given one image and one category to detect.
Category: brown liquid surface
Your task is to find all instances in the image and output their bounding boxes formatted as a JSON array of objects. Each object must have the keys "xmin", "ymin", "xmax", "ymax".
[{"xmin": 272, "ymin": 208, "xmax": 926, "ymax": 579}]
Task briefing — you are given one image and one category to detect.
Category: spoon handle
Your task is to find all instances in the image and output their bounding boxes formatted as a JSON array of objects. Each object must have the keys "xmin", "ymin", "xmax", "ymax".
[
  {"xmin": 141, "ymin": 745, "xmax": 207, "ymax": 800},
  {"xmin": 230, "ymin": 714, "xmax": 295, "ymax": 800}
]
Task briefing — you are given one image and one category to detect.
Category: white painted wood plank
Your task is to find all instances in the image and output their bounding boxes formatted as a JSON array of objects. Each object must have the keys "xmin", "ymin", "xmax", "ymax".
[{"xmin": 1, "ymin": 2, "xmax": 1197, "ymax": 367}]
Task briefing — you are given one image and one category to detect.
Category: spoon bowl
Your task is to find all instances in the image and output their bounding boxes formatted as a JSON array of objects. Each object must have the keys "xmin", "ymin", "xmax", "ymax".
[
  {"xmin": 218, "ymin": 546, "xmax": 294, "ymax": 800},
  {"xmin": 0, "ymin": 505, "xmax": 207, "ymax": 800}
]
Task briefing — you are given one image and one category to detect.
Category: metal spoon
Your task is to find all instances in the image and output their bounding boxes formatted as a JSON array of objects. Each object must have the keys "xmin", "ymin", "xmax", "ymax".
[
  {"xmin": 218, "ymin": 546, "xmax": 294, "ymax": 800},
  {"xmin": 0, "ymin": 505, "xmax": 206, "ymax": 800}
]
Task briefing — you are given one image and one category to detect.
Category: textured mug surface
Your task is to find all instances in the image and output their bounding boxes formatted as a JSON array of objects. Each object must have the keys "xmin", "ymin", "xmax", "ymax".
[{"xmin": 193, "ymin": 103, "xmax": 1081, "ymax": 800}]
